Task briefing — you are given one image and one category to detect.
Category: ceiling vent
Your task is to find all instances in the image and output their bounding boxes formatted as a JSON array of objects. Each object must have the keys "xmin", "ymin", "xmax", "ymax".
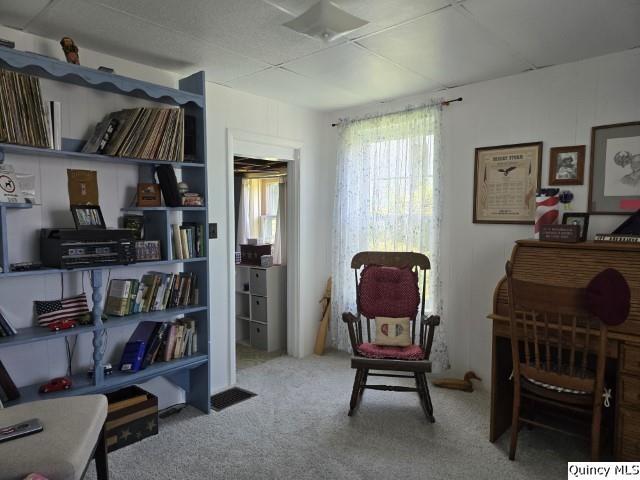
[{"xmin": 283, "ymin": 0, "xmax": 368, "ymax": 42}]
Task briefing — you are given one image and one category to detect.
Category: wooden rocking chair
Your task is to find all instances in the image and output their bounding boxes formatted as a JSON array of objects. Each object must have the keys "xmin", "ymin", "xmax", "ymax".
[{"xmin": 342, "ymin": 251, "xmax": 440, "ymax": 422}]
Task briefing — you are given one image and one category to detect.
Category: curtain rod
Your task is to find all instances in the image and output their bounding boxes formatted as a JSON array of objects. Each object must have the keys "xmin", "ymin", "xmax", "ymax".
[{"xmin": 330, "ymin": 96, "xmax": 463, "ymax": 127}]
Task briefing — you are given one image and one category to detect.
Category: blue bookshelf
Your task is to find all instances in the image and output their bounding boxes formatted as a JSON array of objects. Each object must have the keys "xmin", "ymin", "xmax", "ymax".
[
  {"xmin": 0, "ymin": 47, "xmax": 211, "ymax": 413},
  {"xmin": 0, "ymin": 142, "xmax": 205, "ymax": 169}
]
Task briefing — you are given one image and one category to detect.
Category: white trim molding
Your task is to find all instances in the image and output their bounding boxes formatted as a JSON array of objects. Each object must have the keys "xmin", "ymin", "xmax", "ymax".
[{"xmin": 226, "ymin": 128, "xmax": 303, "ymax": 385}]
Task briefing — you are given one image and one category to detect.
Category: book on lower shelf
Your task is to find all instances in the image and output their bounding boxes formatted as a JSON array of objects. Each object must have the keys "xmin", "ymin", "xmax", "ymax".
[
  {"xmin": 171, "ymin": 223, "xmax": 205, "ymax": 260},
  {"xmin": 118, "ymin": 318, "xmax": 198, "ymax": 372},
  {"xmin": 104, "ymin": 271, "xmax": 199, "ymax": 317}
]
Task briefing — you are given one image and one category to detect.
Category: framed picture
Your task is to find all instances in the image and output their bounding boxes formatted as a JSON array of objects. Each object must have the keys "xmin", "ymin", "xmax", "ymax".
[
  {"xmin": 562, "ymin": 212, "xmax": 589, "ymax": 242},
  {"xmin": 71, "ymin": 205, "xmax": 106, "ymax": 229},
  {"xmin": 473, "ymin": 142, "xmax": 542, "ymax": 224},
  {"xmin": 589, "ymin": 122, "xmax": 640, "ymax": 215},
  {"xmin": 549, "ymin": 145, "xmax": 585, "ymax": 186}
]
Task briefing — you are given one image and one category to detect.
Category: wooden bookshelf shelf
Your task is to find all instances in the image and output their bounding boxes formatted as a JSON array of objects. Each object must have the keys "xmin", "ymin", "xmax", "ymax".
[
  {"xmin": 0, "ymin": 142, "xmax": 204, "ymax": 169},
  {"xmin": 0, "ymin": 305, "xmax": 207, "ymax": 349},
  {"xmin": 0, "ymin": 46, "xmax": 204, "ymax": 108},
  {"xmin": 0, "ymin": 324, "xmax": 96, "ymax": 348},
  {"xmin": 0, "ymin": 257, "xmax": 207, "ymax": 278},
  {"xmin": 4, "ymin": 354, "xmax": 208, "ymax": 407},
  {"xmin": 0, "ymin": 49, "xmax": 211, "ymax": 413},
  {"xmin": 122, "ymin": 206, "xmax": 206, "ymax": 212},
  {"xmin": 103, "ymin": 305, "xmax": 207, "ymax": 330},
  {"xmin": 0, "ymin": 202, "xmax": 32, "ymax": 209}
]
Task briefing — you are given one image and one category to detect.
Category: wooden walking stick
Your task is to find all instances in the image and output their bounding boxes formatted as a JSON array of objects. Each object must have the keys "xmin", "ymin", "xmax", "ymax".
[{"xmin": 314, "ymin": 278, "xmax": 332, "ymax": 355}]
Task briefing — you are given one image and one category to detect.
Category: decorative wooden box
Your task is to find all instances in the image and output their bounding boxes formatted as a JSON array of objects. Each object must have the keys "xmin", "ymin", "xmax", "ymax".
[
  {"xmin": 105, "ymin": 385, "xmax": 158, "ymax": 452},
  {"xmin": 240, "ymin": 244, "xmax": 271, "ymax": 265}
]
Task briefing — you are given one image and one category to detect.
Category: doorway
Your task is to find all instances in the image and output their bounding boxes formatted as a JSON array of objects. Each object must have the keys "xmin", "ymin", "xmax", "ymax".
[
  {"xmin": 226, "ymin": 129, "xmax": 302, "ymax": 386},
  {"xmin": 233, "ymin": 157, "xmax": 288, "ymax": 370}
]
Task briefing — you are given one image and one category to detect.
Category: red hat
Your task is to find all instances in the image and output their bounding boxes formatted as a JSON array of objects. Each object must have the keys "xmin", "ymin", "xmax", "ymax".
[{"xmin": 586, "ymin": 268, "xmax": 630, "ymax": 326}]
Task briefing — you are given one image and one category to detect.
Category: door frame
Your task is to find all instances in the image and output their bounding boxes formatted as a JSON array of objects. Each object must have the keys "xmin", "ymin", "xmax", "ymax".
[{"xmin": 226, "ymin": 128, "xmax": 302, "ymax": 385}]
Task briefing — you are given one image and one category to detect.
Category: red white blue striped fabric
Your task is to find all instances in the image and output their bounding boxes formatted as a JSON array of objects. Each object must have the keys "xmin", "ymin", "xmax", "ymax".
[{"xmin": 34, "ymin": 294, "xmax": 89, "ymax": 326}]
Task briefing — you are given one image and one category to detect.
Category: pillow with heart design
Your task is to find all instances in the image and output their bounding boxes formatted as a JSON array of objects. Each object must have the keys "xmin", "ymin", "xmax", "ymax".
[{"xmin": 374, "ymin": 316, "xmax": 411, "ymax": 347}]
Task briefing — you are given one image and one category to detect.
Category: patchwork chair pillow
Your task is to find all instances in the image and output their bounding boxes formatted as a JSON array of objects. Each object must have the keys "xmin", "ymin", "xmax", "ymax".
[{"xmin": 374, "ymin": 316, "xmax": 411, "ymax": 347}]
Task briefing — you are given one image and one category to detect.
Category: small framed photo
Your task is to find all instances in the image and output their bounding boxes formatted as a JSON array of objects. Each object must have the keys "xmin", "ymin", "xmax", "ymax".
[
  {"xmin": 71, "ymin": 205, "xmax": 106, "ymax": 229},
  {"xmin": 562, "ymin": 212, "xmax": 589, "ymax": 242},
  {"xmin": 549, "ymin": 146, "xmax": 585, "ymax": 186}
]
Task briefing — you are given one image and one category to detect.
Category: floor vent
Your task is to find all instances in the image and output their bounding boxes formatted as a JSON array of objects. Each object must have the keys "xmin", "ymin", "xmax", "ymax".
[{"xmin": 211, "ymin": 387, "xmax": 256, "ymax": 411}]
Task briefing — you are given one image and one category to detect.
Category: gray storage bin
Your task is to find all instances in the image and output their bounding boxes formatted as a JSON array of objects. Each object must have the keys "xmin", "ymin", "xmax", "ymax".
[
  {"xmin": 249, "ymin": 268, "xmax": 267, "ymax": 296},
  {"xmin": 250, "ymin": 322, "xmax": 268, "ymax": 350}
]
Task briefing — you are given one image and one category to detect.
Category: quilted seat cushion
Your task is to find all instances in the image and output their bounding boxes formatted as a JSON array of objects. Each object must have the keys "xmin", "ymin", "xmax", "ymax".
[{"xmin": 357, "ymin": 342, "xmax": 425, "ymax": 360}]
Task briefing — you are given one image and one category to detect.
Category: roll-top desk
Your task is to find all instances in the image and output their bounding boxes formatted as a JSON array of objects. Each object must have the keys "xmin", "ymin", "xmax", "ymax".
[{"xmin": 489, "ymin": 240, "xmax": 640, "ymax": 460}]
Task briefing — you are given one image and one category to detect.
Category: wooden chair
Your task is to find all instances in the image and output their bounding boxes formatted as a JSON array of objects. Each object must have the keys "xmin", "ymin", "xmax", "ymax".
[
  {"xmin": 342, "ymin": 251, "xmax": 440, "ymax": 422},
  {"xmin": 505, "ymin": 261, "xmax": 608, "ymax": 461}
]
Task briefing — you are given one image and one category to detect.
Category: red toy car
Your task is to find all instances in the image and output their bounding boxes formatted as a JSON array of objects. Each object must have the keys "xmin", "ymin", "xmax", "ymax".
[
  {"xmin": 39, "ymin": 376, "xmax": 72, "ymax": 394},
  {"xmin": 48, "ymin": 320, "xmax": 77, "ymax": 332}
]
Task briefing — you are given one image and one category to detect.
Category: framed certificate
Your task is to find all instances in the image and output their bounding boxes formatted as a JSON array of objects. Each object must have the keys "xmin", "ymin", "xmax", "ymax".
[
  {"xmin": 588, "ymin": 122, "xmax": 640, "ymax": 215},
  {"xmin": 473, "ymin": 142, "xmax": 542, "ymax": 224}
]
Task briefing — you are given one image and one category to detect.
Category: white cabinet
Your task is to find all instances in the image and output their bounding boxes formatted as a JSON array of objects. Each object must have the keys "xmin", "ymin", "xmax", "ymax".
[{"xmin": 235, "ymin": 265, "xmax": 285, "ymax": 352}]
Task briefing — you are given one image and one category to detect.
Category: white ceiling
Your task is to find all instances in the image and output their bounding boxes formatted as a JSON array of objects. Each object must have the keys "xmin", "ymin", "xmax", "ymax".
[{"xmin": 1, "ymin": 0, "xmax": 639, "ymax": 111}]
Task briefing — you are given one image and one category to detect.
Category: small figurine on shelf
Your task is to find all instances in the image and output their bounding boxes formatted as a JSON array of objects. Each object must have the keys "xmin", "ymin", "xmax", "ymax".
[
  {"xmin": 178, "ymin": 181, "xmax": 204, "ymax": 206},
  {"xmin": 60, "ymin": 37, "xmax": 79, "ymax": 64},
  {"xmin": 39, "ymin": 376, "xmax": 72, "ymax": 394}
]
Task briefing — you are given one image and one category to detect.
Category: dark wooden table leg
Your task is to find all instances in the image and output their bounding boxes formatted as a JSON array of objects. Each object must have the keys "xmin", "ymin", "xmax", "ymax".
[
  {"xmin": 490, "ymin": 327, "xmax": 513, "ymax": 443},
  {"xmin": 95, "ymin": 426, "xmax": 109, "ymax": 480}
]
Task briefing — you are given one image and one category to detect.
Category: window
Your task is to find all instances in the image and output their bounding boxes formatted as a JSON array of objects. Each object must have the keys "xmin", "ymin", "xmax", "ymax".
[
  {"xmin": 259, "ymin": 180, "xmax": 279, "ymax": 244},
  {"xmin": 237, "ymin": 177, "xmax": 279, "ymax": 246}
]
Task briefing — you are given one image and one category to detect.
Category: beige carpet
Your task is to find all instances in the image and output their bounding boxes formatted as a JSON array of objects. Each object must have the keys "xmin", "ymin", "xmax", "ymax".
[
  {"xmin": 236, "ymin": 343, "xmax": 283, "ymax": 370},
  {"xmin": 88, "ymin": 351, "xmax": 590, "ymax": 480}
]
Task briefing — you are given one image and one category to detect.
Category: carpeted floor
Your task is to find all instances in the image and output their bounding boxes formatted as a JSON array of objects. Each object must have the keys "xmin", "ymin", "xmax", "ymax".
[
  {"xmin": 236, "ymin": 342, "xmax": 284, "ymax": 370},
  {"xmin": 88, "ymin": 351, "xmax": 588, "ymax": 480}
]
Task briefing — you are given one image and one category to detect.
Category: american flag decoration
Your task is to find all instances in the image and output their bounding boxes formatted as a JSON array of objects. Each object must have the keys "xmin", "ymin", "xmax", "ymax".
[
  {"xmin": 34, "ymin": 294, "xmax": 89, "ymax": 326},
  {"xmin": 534, "ymin": 191, "xmax": 560, "ymax": 239}
]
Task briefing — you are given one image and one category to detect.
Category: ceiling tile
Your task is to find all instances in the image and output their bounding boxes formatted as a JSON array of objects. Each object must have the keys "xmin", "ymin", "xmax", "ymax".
[
  {"xmin": 225, "ymin": 67, "xmax": 368, "ymax": 110},
  {"xmin": 91, "ymin": 0, "xmax": 328, "ymax": 65},
  {"xmin": 359, "ymin": 7, "xmax": 531, "ymax": 87},
  {"xmin": 24, "ymin": 0, "xmax": 268, "ymax": 82},
  {"xmin": 462, "ymin": 0, "xmax": 640, "ymax": 67},
  {"xmin": 0, "ymin": 0, "xmax": 50, "ymax": 29},
  {"xmin": 272, "ymin": 0, "xmax": 450, "ymax": 38},
  {"xmin": 285, "ymin": 43, "xmax": 443, "ymax": 102}
]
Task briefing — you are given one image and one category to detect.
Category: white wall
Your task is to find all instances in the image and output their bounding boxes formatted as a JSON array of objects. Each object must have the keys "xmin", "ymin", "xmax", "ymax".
[
  {"xmin": 0, "ymin": 26, "xmax": 333, "ymax": 402},
  {"xmin": 328, "ymin": 48, "xmax": 640, "ymax": 386}
]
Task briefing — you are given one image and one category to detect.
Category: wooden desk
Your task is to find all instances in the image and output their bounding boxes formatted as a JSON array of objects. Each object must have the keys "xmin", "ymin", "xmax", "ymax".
[{"xmin": 489, "ymin": 240, "xmax": 640, "ymax": 460}]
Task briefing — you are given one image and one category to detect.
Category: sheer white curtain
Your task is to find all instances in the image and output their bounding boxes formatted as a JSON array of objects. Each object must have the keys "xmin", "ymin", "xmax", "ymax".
[
  {"xmin": 236, "ymin": 178, "xmax": 261, "ymax": 249},
  {"xmin": 273, "ymin": 178, "xmax": 287, "ymax": 265},
  {"xmin": 330, "ymin": 105, "xmax": 449, "ymax": 371},
  {"xmin": 237, "ymin": 176, "xmax": 285, "ymax": 264}
]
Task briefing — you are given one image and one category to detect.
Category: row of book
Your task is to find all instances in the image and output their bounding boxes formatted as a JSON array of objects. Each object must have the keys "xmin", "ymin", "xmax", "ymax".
[
  {"xmin": 83, "ymin": 107, "xmax": 184, "ymax": 161},
  {"xmin": 594, "ymin": 233, "xmax": 640, "ymax": 243},
  {"xmin": 105, "ymin": 271, "xmax": 198, "ymax": 317},
  {"xmin": 119, "ymin": 319, "xmax": 197, "ymax": 372},
  {"xmin": 171, "ymin": 223, "xmax": 205, "ymax": 260},
  {"xmin": 0, "ymin": 307, "xmax": 17, "ymax": 338},
  {"xmin": 0, "ymin": 69, "xmax": 60, "ymax": 149}
]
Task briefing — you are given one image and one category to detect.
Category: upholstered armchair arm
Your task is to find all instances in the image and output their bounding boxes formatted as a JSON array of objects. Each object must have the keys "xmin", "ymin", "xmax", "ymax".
[
  {"xmin": 342, "ymin": 312, "xmax": 362, "ymax": 353},
  {"xmin": 420, "ymin": 314, "xmax": 440, "ymax": 360}
]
